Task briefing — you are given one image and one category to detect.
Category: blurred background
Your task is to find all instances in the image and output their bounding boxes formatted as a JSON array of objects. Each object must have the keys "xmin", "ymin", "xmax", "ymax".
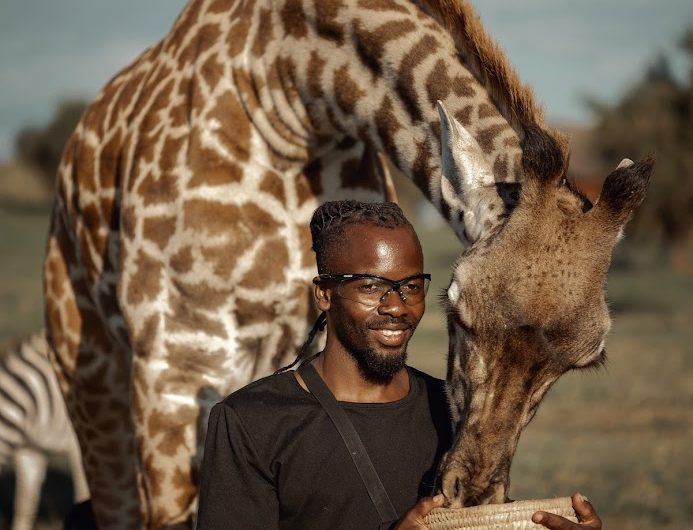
[{"xmin": 1, "ymin": 1, "xmax": 691, "ymax": 528}]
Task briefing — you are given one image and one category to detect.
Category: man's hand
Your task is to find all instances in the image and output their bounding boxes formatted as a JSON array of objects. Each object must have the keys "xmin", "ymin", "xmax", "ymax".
[
  {"xmin": 532, "ymin": 493, "xmax": 602, "ymax": 530},
  {"xmin": 392, "ymin": 494, "xmax": 445, "ymax": 529}
]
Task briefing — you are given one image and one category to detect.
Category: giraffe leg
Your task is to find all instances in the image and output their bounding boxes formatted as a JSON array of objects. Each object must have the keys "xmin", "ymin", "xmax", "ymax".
[
  {"xmin": 44, "ymin": 226, "xmax": 143, "ymax": 529},
  {"xmin": 11, "ymin": 447, "xmax": 46, "ymax": 530}
]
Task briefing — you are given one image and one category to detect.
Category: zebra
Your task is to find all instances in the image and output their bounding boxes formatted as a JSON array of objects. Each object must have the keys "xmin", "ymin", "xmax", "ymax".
[{"xmin": 0, "ymin": 331, "xmax": 89, "ymax": 530}]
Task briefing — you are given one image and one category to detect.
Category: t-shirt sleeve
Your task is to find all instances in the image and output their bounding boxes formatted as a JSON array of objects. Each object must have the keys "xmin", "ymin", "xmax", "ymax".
[{"xmin": 196, "ymin": 402, "xmax": 279, "ymax": 529}]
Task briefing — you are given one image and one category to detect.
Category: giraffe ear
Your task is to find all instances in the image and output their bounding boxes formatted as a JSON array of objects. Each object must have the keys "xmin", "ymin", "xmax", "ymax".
[{"xmin": 437, "ymin": 101, "xmax": 504, "ymax": 244}]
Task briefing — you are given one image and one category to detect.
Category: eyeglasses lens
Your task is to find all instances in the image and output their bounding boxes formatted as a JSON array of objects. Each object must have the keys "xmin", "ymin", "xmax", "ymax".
[{"xmin": 337, "ymin": 276, "xmax": 430, "ymax": 307}]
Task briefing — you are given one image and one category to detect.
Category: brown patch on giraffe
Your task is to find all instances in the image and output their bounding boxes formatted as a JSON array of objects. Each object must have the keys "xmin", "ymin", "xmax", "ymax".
[
  {"xmin": 126, "ymin": 248, "xmax": 163, "ymax": 306},
  {"xmin": 307, "ymin": 51, "xmax": 326, "ymax": 99},
  {"xmin": 259, "ymin": 170, "xmax": 287, "ymax": 203},
  {"xmin": 504, "ymin": 136, "xmax": 521, "ymax": 148},
  {"xmin": 150, "ymin": 407, "xmax": 196, "ymax": 457},
  {"xmin": 426, "ymin": 62, "xmax": 477, "ymax": 110},
  {"xmin": 411, "ymin": 140, "xmax": 433, "ymax": 192},
  {"xmin": 334, "ymin": 64, "xmax": 366, "ymax": 115},
  {"xmin": 170, "ymin": 280, "xmax": 229, "ymax": 310},
  {"xmin": 143, "ymin": 215, "xmax": 178, "ymax": 251},
  {"xmin": 206, "ymin": 91, "xmax": 251, "ymax": 161},
  {"xmin": 425, "ymin": 59, "xmax": 451, "ymax": 107},
  {"xmin": 137, "ymin": 78, "xmax": 174, "ymax": 151},
  {"xmin": 74, "ymin": 142, "xmax": 98, "ymax": 195},
  {"xmin": 159, "ymin": 135, "xmax": 185, "ymax": 174},
  {"xmin": 200, "ymin": 53, "xmax": 225, "ymax": 85},
  {"xmin": 298, "ymin": 223, "xmax": 314, "ymax": 268},
  {"xmin": 164, "ymin": 292, "xmax": 228, "ymax": 339},
  {"xmin": 493, "ymin": 154, "xmax": 509, "ymax": 181},
  {"xmin": 478, "ymin": 103, "xmax": 498, "ymax": 120},
  {"xmin": 208, "ymin": 0, "xmax": 232, "ymax": 13},
  {"xmin": 196, "ymin": 243, "xmax": 237, "ymax": 280},
  {"xmin": 99, "ymin": 130, "xmax": 123, "ymax": 191},
  {"xmin": 454, "ymin": 105, "xmax": 474, "ymax": 127},
  {"xmin": 172, "ymin": 466, "xmax": 197, "ymax": 515},
  {"xmin": 170, "ymin": 246, "xmax": 194, "ymax": 274},
  {"xmin": 161, "ymin": 344, "xmax": 229, "ymax": 389},
  {"xmin": 231, "ymin": 67, "xmax": 261, "ymax": 114},
  {"xmin": 170, "ymin": 90, "xmax": 190, "ymax": 129},
  {"xmin": 188, "ymin": 160, "xmax": 244, "ymax": 187},
  {"xmin": 375, "ymin": 96, "xmax": 403, "ymax": 166},
  {"xmin": 183, "ymin": 199, "xmax": 281, "ymax": 237},
  {"xmin": 238, "ymin": 236, "xmax": 290, "ymax": 289},
  {"xmin": 168, "ymin": 0, "xmax": 204, "ymax": 52},
  {"xmin": 397, "ymin": 34, "xmax": 440, "ymax": 123},
  {"xmin": 476, "ymin": 124, "xmax": 507, "ymax": 154},
  {"xmin": 81, "ymin": 203, "xmax": 102, "ymax": 238},
  {"xmin": 252, "ymin": 8, "xmax": 274, "ymax": 57},
  {"xmin": 227, "ymin": 3, "xmax": 254, "ymax": 57},
  {"xmin": 358, "ymin": 0, "xmax": 409, "ymax": 13},
  {"xmin": 281, "ymin": 0, "xmax": 308, "ymax": 39},
  {"xmin": 315, "ymin": 0, "xmax": 346, "ymax": 45},
  {"xmin": 297, "ymin": 159, "xmax": 323, "ymax": 206},
  {"xmin": 137, "ymin": 171, "xmax": 180, "ymax": 207},
  {"xmin": 235, "ymin": 298, "xmax": 278, "ymax": 328},
  {"xmin": 133, "ymin": 314, "xmax": 160, "ymax": 358},
  {"xmin": 198, "ymin": 23, "xmax": 223, "ymax": 55},
  {"xmin": 186, "ymin": 93, "xmax": 250, "ymax": 183},
  {"xmin": 120, "ymin": 206, "xmax": 136, "ymax": 242},
  {"xmin": 352, "ymin": 19, "xmax": 417, "ymax": 76}
]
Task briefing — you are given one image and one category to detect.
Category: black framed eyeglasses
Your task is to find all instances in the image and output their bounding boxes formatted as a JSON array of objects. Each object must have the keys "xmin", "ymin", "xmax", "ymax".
[{"xmin": 316, "ymin": 273, "xmax": 431, "ymax": 307}]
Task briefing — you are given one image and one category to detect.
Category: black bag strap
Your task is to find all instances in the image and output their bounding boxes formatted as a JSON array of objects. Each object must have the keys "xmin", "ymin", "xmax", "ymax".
[{"xmin": 298, "ymin": 363, "xmax": 399, "ymax": 523}]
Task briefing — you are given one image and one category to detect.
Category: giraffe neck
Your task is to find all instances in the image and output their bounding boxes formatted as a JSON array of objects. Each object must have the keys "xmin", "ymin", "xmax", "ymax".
[{"xmin": 161, "ymin": 0, "xmax": 522, "ymax": 236}]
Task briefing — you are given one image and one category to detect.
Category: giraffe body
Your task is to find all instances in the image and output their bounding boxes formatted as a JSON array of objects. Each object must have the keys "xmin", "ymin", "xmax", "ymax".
[{"xmin": 43, "ymin": 0, "xmax": 651, "ymax": 527}]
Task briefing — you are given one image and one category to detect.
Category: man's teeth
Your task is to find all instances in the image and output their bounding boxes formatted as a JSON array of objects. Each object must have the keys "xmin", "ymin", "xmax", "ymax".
[{"xmin": 378, "ymin": 329, "xmax": 405, "ymax": 336}]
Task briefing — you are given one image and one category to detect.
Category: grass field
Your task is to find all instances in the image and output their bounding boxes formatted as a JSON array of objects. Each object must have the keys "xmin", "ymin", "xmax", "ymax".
[{"xmin": 0, "ymin": 203, "xmax": 691, "ymax": 529}]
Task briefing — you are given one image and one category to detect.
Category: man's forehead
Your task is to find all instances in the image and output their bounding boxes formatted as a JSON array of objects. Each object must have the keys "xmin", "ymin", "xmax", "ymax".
[{"xmin": 329, "ymin": 223, "xmax": 422, "ymax": 272}]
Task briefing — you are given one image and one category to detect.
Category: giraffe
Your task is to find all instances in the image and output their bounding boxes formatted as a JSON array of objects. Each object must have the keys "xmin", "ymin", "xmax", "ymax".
[
  {"xmin": 42, "ymin": 0, "xmax": 651, "ymax": 527},
  {"xmin": 435, "ymin": 107, "xmax": 651, "ymax": 507}
]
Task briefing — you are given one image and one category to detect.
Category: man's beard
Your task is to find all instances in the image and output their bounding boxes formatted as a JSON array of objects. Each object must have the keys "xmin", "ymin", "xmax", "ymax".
[{"xmin": 335, "ymin": 315, "xmax": 413, "ymax": 383}]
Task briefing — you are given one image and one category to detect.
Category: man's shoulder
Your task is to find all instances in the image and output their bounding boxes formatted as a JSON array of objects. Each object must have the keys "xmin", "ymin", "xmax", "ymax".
[
  {"xmin": 219, "ymin": 370, "xmax": 308, "ymax": 413},
  {"xmin": 408, "ymin": 366, "xmax": 446, "ymax": 391},
  {"xmin": 407, "ymin": 366, "xmax": 450, "ymax": 410}
]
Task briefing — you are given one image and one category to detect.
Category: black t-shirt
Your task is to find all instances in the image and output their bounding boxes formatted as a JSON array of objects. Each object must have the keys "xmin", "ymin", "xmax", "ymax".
[{"xmin": 196, "ymin": 366, "xmax": 453, "ymax": 530}]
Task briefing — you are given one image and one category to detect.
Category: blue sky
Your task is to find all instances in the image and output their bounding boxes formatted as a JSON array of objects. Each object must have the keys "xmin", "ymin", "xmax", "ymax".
[{"xmin": 1, "ymin": 0, "xmax": 691, "ymax": 161}]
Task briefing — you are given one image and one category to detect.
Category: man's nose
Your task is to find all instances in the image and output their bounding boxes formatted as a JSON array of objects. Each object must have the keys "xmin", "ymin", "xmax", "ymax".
[{"xmin": 377, "ymin": 288, "xmax": 407, "ymax": 315}]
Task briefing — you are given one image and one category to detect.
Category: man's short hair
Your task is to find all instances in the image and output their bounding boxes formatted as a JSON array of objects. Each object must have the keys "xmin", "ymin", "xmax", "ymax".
[{"xmin": 310, "ymin": 200, "xmax": 414, "ymax": 273}]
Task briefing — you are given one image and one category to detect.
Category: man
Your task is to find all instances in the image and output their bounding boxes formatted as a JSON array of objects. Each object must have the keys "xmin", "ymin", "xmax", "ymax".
[{"xmin": 196, "ymin": 200, "xmax": 602, "ymax": 530}]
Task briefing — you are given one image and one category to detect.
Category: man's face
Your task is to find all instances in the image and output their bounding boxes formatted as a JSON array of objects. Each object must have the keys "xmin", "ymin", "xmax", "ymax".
[{"xmin": 319, "ymin": 223, "xmax": 426, "ymax": 381}]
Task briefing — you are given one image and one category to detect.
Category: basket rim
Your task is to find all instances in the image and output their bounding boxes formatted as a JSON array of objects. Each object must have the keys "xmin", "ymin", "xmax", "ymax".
[{"xmin": 426, "ymin": 496, "xmax": 575, "ymax": 518}]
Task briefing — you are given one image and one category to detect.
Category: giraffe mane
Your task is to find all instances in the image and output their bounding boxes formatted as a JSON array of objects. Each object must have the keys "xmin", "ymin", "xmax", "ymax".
[{"xmin": 417, "ymin": 0, "xmax": 570, "ymax": 157}]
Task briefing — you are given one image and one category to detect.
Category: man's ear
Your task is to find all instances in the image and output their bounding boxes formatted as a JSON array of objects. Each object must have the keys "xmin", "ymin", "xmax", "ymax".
[{"xmin": 313, "ymin": 278, "xmax": 331, "ymax": 312}]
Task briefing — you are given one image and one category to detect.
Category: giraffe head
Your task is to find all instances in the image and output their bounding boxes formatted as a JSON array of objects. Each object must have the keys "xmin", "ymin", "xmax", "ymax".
[{"xmin": 435, "ymin": 102, "xmax": 652, "ymax": 507}]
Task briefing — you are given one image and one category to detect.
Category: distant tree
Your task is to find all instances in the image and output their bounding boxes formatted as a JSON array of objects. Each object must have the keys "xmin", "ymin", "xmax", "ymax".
[
  {"xmin": 587, "ymin": 28, "xmax": 693, "ymax": 249},
  {"xmin": 14, "ymin": 99, "xmax": 87, "ymax": 190}
]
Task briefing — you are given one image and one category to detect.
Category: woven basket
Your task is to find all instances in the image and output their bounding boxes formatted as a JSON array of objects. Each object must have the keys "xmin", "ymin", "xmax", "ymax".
[{"xmin": 423, "ymin": 497, "xmax": 577, "ymax": 530}]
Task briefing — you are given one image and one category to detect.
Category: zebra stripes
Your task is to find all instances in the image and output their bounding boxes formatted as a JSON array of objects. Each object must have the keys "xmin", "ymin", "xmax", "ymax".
[{"xmin": 0, "ymin": 331, "xmax": 89, "ymax": 530}]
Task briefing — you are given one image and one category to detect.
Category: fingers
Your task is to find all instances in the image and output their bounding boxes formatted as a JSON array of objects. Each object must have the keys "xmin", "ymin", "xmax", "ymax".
[
  {"xmin": 571, "ymin": 492, "xmax": 601, "ymax": 528},
  {"xmin": 393, "ymin": 494, "xmax": 445, "ymax": 529},
  {"xmin": 531, "ymin": 492, "xmax": 601, "ymax": 530},
  {"xmin": 532, "ymin": 510, "xmax": 576, "ymax": 530},
  {"xmin": 409, "ymin": 494, "xmax": 445, "ymax": 518}
]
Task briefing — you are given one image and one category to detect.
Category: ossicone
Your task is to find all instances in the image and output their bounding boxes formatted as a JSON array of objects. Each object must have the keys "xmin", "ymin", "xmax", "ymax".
[{"xmin": 595, "ymin": 156, "xmax": 654, "ymax": 224}]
